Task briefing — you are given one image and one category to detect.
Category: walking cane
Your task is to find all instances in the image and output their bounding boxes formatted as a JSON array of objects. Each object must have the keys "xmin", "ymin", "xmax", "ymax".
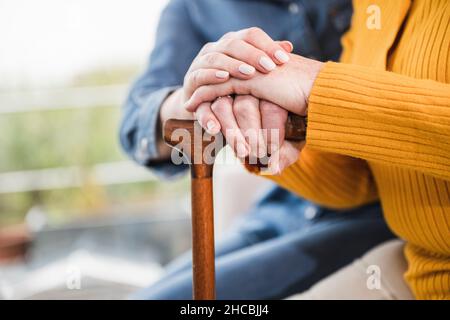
[{"xmin": 164, "ymin": 114, "xmax": 307, "ymax": 300}]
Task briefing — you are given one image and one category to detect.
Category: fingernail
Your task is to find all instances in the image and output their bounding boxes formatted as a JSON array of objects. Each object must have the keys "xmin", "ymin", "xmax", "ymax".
[
  {"xmin": 259, "ymin": 56, "xmax": 276, "ymax": 71},
  {"xmin": 275, "ymin": 50, "xmax": 290, "ymax": 63},
  {"xmin": 236, "ymin": 143, "xmax": 249, "ymax": 158},
  {"xmin": 215, "ymin": 70, "xmax": 229, "ymax": 79},
  {"xmin": 238, "ymin": 64, "xmax": 255, "ymax": 75},
  {"xmin": 206, "ymin": 120, "xmax": 217, "ymax": 133}
]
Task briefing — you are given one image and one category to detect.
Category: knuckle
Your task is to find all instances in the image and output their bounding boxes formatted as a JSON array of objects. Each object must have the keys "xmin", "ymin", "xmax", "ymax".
[
  {"xmin": 234, "ymin": 96, "xmax": 255, "ymax": 112},
  {"xmin": 211, "ymin": 98, "xmax": 229, "ymax": 114},
  {"xmin": 259, "ymin": 101, "xmax": 277, "ymax": 113},
  {"xmin": 228, "ymin": 38, "xmax": 241, "ymax": 48},
  {"xmin": 203, "ymin": 52, "xmax": 218, "ymax": 65},
  {"xmin": 192, "ymin": 70, "xmax": 202, "ymax": 85},
  {"xmin": 260, "ymin": 101, "xmax": 284, "ymax": 115},
  {"xmin": 231, "ymin": 80, "xmax": 245, "ymax": 94},
  {"xmin": 219, "ymin": 37, "xmax": 235, "ymax": 49},
  {"xmin": 232, "ymin": 101, "xmax": 245, "ymax": 115},
  {"xmin": 200, "ymin": 42, "xmax": 214, "ymax": 54},
  {"xmin": 191, "ymin": 92, "xmax": 207, "ymax": 108},
  {"xmin": 221, "ymin": 31, "xmax": 235, "ymax": 40},
  {"xmin": 245, "ymin": 27, "xmax": 262, "ymax": 39}
]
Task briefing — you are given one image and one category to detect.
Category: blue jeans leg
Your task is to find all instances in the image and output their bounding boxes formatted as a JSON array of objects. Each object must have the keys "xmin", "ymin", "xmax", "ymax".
[{"xmin": 132, "ymin": 208, "xmax": 394, "ymax": 299}]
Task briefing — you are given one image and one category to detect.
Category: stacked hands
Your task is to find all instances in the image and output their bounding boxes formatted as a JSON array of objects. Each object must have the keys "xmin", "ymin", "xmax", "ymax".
[{"xmin": 161, "ymin": 27, "xmax": 324, "ymax": 174}]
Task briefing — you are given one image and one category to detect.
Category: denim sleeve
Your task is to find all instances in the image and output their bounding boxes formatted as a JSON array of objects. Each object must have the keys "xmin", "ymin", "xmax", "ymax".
[{"xmin": 119, "ymin": 0, "xmax": 204, "ymax": 179}]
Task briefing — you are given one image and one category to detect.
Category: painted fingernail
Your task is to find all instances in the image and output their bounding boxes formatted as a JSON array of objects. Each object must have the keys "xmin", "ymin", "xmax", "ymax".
[
  {"xmin": 238, "ymin": 64, "xmax": 255, "ymax": 75},
  {"xmin": 259, "ymin": 56, "xmax": 276, "ymax": 71},
  {"xmin": 275, "ymin": 50, "xmax": 290, "ymax": 63},
  {"xmin": 215, "ymin": 70, "xmax": 229, "ymax": 79},
  {"xmin": 206, "ymin": 120, "xmax": 217, "ymax": 133}
]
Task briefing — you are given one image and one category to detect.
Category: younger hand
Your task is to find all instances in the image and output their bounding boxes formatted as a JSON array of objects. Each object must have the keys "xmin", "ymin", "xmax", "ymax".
[
  {"xmin": 186, "ymin": 54, "xmax": 323, "ymax": 173},
  {"xmin": 185, "ymin": 54, "xmax": 324, "ymax": 117},
  {"xmin": 183, "ymin": 27, "xmax": 292, "ymax": 135},
  {"xmin": 184, "ymin": 27, "xmax": 293, "ymax": 101}
]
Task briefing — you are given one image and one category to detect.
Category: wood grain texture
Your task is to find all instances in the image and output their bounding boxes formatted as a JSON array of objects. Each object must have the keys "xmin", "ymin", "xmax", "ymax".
[{"xmin": 191, "ymin": 171, "xmax": 215, "ymax": 300}]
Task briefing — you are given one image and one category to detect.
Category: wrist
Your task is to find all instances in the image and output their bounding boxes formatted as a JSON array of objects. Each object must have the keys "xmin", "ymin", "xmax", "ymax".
[
  {"xmin": 157, "ymin": 88, "xmax": 194, "ymax": 159},
  {"xmin": 297, "ymin": 58, "xmax": 324, "ymax": 116},
  {"xmin": 306, "ymin": 60, "xmax": 324, "ymax": 102}
]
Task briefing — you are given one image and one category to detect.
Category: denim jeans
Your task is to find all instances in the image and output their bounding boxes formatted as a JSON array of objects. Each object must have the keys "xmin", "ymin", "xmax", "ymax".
[{"xmin": 132, "ymin": 196, "xmax": 395, "ymax": 300}]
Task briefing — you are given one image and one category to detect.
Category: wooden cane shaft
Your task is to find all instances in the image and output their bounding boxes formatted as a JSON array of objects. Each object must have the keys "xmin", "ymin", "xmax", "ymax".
[
  {"xmin": 163, "ymin": 114, "xmax": 307, "ymax": 300},
  {"xmin": 191, "ymin": 169, "xmax": 215, "ymax": 300}
]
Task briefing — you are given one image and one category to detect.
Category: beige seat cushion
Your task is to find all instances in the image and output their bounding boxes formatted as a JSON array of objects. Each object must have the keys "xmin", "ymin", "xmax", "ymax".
[{"xmin": 288, "ymin": 239, "xmax": 414, "ymax": 300}]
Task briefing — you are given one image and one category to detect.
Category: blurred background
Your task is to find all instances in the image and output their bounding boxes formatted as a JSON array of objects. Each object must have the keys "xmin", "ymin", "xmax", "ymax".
[
  {"xmin": 0, "ymin": 0, "xmax": 269, "ymax": 299},
  {"xmin": 0, "ymin": 0, "xmax": 191, "ymax": 299}
]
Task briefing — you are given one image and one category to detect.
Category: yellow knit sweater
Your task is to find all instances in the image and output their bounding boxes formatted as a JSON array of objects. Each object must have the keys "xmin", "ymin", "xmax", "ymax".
[{"xmin": 265, "ymin": 0, "xmax": 450, "ymax": 299}]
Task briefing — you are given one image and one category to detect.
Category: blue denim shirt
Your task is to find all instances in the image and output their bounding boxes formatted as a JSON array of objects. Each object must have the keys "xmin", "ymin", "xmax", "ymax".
[{"xmin": 119, "ymin": 0, "xmax": 354, "ymax": 231}]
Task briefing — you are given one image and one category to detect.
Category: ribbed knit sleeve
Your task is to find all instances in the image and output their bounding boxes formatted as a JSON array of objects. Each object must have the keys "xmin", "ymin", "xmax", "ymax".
[
  {"xmin": 307, "ymin": 62, "xmax": 450, "ymax": 181},
  {"xmin": 264, "ymin": 0, "xmax": 450, "ymax": 300},
  {"xmin": 262, "ymin": 146, "xmax": 379, "ymax": 210}
]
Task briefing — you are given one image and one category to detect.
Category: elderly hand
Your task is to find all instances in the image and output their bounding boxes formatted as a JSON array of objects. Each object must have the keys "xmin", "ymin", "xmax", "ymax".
[
  {"xmin": 185, "ymin": 54, "xmax": 323, "ymax": 173},
  {"xmin": 199, "ymin": 95, "xmax": 305, "ymax": 175},
  {"xmin": 195, "ymin": 95, "xmax": 288, "ymax": 161},
  {"xmin": 158, "ymin": 27, "xmax": 292, "ymax": 159},
  {"xmin": 184, "ymin": 27, "xmax": 293, "ymax": 101},
  {"xmin": 182, "ymin": 27, "xmax": 292, "ymax": 134}
]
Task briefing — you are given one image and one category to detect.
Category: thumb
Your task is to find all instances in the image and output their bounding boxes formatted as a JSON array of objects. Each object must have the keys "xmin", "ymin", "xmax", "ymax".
[{"xmin": 267, "ymin": 141, "xmax": 304, "ymax": 175}]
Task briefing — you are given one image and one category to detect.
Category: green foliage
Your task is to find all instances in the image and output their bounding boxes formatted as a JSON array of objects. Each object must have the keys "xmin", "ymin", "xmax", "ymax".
[
  {"xmin": 0, "ymin": 67, "xmax": 189, "ymax": 227},
  {"xmin": 0, "ymin": 106, "xmax": 124, "ymax": 172}
]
